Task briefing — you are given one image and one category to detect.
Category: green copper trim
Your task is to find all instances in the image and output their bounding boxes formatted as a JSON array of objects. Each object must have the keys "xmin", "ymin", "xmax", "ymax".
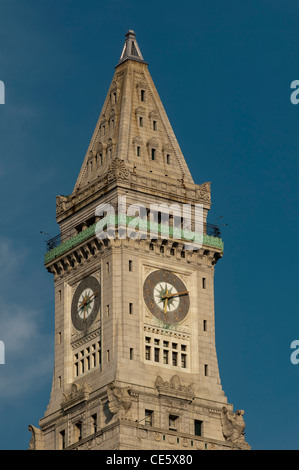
[
  {"xmin": 44, "ymin": 216, "xmax": 224, "ymax": 264},
  {"xmin": 44, "ymin": 223, "xmax": 97, "ymax": 264}
]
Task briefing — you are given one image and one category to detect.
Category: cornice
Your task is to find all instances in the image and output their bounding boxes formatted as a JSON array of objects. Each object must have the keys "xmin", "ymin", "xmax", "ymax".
[
  {"xmin": 56, "ymin": 158, "xmax": 212, "ymax": 223},
  {"xmin": 44, "ymin": 223, "xmax": 223, "ymax": 281}
]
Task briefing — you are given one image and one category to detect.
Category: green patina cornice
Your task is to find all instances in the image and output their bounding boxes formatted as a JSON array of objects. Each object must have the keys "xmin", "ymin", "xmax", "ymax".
[{"xmin": 44, "ymin": 216, "xmax": 224, "ymax": 264}]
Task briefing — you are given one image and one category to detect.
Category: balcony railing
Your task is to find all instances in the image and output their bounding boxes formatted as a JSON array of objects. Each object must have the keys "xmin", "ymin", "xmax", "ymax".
[
  {"xmin": 44, "ymin": 222, "xmax": 221, "ymax": 253},
  {"xmin": 205, "ymin": 223, "xmax": 221, "ymax": 238},
  {"xmin": 45, "ymin": 233, "xmax": 61, "ymax": 252}
]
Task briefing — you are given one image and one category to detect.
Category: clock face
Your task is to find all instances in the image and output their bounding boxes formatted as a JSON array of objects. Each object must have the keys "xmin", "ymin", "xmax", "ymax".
[
  {"xmin": 71, "ymin": 276, "xmax": 101, "ymax": 331},
  {"xmin": 143, "ymin": 270, "xmax": 189, "ymax": 325}
]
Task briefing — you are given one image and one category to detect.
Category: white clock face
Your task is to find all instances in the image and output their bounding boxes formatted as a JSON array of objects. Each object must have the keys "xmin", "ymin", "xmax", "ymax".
[
  {"xmin": 153, "ymin": 282, "xmax": 179, "ymax": 313},
  {"xmin": 77, "ymin": 288, "xmax": 95, "ymax": 320}
]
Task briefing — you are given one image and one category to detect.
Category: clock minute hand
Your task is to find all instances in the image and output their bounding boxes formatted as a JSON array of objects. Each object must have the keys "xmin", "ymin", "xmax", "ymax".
[
  {"xmin": 163, "ymin": 289, "xmax": 168, "ymax": 314},
  {"xmin": 78, "ymin": 291, "xmax": 99, "ymax": 310},
  {"xmin": 85, "ymin": 291, "xmax": 99, "ymax": 303},
  {"xmin": 164, "ymin": 290, "xmax": 189, "ymax": 299},
  {"xmin": 78, "ymin": 296, "xmax": 86, "ymax": 309}
]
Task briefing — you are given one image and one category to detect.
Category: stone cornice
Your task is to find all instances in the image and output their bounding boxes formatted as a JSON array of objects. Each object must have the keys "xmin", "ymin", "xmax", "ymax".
[
  {"xmin": 44, "ymin": 217, "xmax": 224, "ymax": 268},
  {"xmin": 45, "ymin": 235, "xmax": 223, "ymax": 283},
  {"xmin": 56, "ymin": 158, "xmax": 212, "ymax": 223},
  {"xmin": 64, "ymin": 420, "xmax": 236, "ymax": 451}
]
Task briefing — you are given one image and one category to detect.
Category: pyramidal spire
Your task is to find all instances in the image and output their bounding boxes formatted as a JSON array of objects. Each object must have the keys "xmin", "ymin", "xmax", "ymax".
[
  {"xmin": 73, "ymin": 30, "xmax": 194, "ymax": 192},
  {"xmin": 118, "ymin": 29, "xmax": 145, "ymax": 65}
]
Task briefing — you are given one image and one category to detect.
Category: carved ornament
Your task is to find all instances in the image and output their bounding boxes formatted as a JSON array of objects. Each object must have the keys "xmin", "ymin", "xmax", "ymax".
[
  {"xmin": 155, "ymin": 375, "xmax": 194, "ymax": 400},
  {"xmin": 107, "ymin": 382, "xmax": 133, "ymax": 420},
  {"xmin": 221, "ymin": 407, "xmax": 251, "ymax": 450},
  {"xmin": 61, "ymin": 382, "xmax": 91, "ymax": 411},
  {"xmin": 107, "ymin": 157, "xmax": 130, "ymax": 182}
]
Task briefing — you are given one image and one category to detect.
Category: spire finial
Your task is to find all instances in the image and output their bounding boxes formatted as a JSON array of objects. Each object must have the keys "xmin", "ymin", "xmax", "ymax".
[
  {"xmin": 118, "ymin": 29, "xmax": 145, "ymax": 66},
  {"xmin": 126, "ymin": 29, "xmax": 136, "ymax": 37}
]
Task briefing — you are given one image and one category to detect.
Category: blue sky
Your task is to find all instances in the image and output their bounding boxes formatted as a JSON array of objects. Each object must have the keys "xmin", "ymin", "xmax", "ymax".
[{"xmin": 0, "ymin": 0, "xmax": 298, "ymax": 450}]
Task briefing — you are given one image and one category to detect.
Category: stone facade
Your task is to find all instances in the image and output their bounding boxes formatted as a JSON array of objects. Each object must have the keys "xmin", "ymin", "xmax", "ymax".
[{"xmin": 28, "ymin": 31, "xmax": 250, "ymax": 451}]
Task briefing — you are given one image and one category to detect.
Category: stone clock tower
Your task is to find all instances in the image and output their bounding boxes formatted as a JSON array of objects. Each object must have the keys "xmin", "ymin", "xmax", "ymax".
[{"xmin": 28, "ymin": 31, "xmax": 250, "ymax": 451}]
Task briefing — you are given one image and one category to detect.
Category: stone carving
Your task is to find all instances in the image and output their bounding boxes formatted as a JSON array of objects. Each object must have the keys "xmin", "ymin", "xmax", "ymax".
[
  {"xmin": 221, "ymin": 407, "xmax": 251, "ymax": 449},
  {"xmin": 135, "ymin": 106, "xmax": 145, "ymax": 116},
  {"xmin": 28, "ymin": 425, "xmax": 44, "ymax": 450},
  {"xmin": 138, "ymin": 429, "xmax": 148, "ymax": 439},
  {"xmin": 107, "ymin": 382, "xmax": 133, "ymax": 420},
  {"xmin": 197, "ymin": 182, "xmax": 211, "ymax": 202},
  {"xmin": 149, "ymin": 109, "xmax": 159, "ymax": 120},
  {"xmin": 56, "ymin": 195, "xmax": 68, "ymax": 215},
  {"xmin": 94, "ymin": 140, "xmax": 105, "ymax": 153},
  {"xmin": 107, "ymin": 157, "xmax": 130, "ymax": 182},
  {"xmin": 167, "ymin": 435, "xmax": 176, "ymax": 444},
  {"xmin": 147, "ymin": 137, "xmax": 159, "ymax": 149},
  {"xmin": 155, "ymin": 375, "xmax": 194, "ymax": 397},
  {"xmin": 87, "ymin": 149, "xmax": 95, "ymax": 161},
  {"xmin": 61, "ymin": 382, "xmax": 91, "ymax": 410}
]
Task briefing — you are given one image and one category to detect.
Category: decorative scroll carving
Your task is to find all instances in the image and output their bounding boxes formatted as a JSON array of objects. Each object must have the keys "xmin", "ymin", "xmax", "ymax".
[
  {"xmin": 28, "ymin": 425, "xmax": 44, "ymax": 450},
  {"xmin": 149, "ymin": 110, "xmax": 159, "ymax": 120},
  {"xmin": 94, "ymin": 141, "xmax": 106, "ymax": 156},
  {"xmin": 107, "ymin": 382, "xmax": 133, "ymax": 420},
  {"xmin": 87, "ymin": 149, "xmax": 95, "ymax": 161},
  {"xmin": 135, "ymin": 106, "xmax": 146, "ymax": 116},
  {"xmin": 221, "ymin": 407, "xmax": 251, "ymax": 450},
  {"xmin": 147, "ymin": 137, "xmax": 159, "ymax": 149},
  {"xmin": 155, "ymin": 375, "xmax": 194, "ymax": 399},
  {"xmin": 133, "ymin": 135, "xmax": 143, "ymax": 145},
  {"xmin": 107, "ymin": 157, "xmax": 130, "ymax": 182},
  {"xmin": 196, "ymin": 182, "xmax": 211, "ymax": 202},
  {"xmin": 56, "ymin": 195, "xmax": 68, "ymax": 215},
  {"xmin": 61, "ymin": 382, "xmax": 91, "ymax": 411}
]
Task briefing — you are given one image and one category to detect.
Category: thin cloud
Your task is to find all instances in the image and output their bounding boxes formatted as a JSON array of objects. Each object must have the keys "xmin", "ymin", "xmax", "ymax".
[
  {"xmin": 0, "ymin": 304, "xmax": 53, "ymax": 400},
  {"xmin": 0, "ymin": 238, "xmax": 53, "ymax": 400},
  {"xmin": 0, "ymin": 239, "xmax": 27, "ymax": 280}
]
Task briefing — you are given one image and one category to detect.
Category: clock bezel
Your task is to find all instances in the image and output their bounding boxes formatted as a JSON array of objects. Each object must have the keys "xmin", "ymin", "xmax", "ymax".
[
  {"xmin": 71, "ymin": 276, "xmax": 101, "ymax": 331},
  {"xmin": 143, "ymin": 269, "xmax": 190, "ymax": 325}
]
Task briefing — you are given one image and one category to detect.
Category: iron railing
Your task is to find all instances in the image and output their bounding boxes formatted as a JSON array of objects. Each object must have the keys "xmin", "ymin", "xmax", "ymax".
[
  {"xmin": 44, "ymin": 221, "xmax": 221, "ymax": 253},
  {"xmin": 45, "ymin": 233, "xmax": 61, "ymax": 252}
]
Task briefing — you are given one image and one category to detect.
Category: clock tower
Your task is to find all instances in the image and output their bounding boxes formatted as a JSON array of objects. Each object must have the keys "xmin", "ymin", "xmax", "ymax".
[{"xmin": 28, "ymin": 30, "xmax": 250, "ymax": 451}]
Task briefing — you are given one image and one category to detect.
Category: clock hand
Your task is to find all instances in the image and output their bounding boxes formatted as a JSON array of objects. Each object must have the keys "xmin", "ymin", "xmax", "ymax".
[
  {"xmin": 86, "ymin": 291, "xmax": 98, "ymax": 302},
  {"xmin": 167, "ymin": 290, "xmax": 189, "ymax": 299},
  {"xmin": 77, "ymin": 295, "xmax": 88, "ymax": 321},
  {"xmin": 78, "ymin": 297, "xmax": 87, "ymax": 312},
  {"xmin": 78, "ymin": 291, "xmax": 98, "ymax": 310},
  {"xmin": 164, "ymin": 289, "xmax": 168, "ymax": 314},
  {"xmin": 162, "ymin": 290, "xmax": 189, "ymax": 300},
  {"xmin": 83, "ymin": 297, "xmax": 87, "ymax": 321}
]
